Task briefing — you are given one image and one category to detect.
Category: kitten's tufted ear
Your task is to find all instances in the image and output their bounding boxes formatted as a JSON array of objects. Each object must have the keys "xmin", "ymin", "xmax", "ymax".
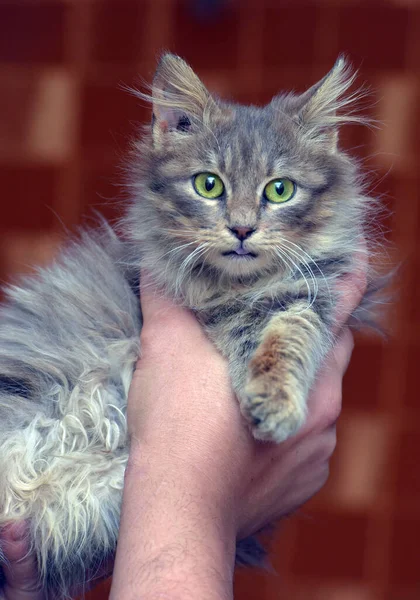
[
  {"xmin": 278, "ymin": 57, "xmax": 366, "ymax": 151},
  {"xmin": 151, "ymin": 54, "xmax": 215, "ymax": 143}
]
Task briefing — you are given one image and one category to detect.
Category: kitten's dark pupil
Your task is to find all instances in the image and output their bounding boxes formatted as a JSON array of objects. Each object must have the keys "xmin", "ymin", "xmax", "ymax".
[
  {"xmin": 177, "ymin": 115, "xmax": 191, "ymax": 132},
  {"xmin": 205, "ymin": 176, "xmax": 216, "ymax": 191},
  {"xmin": 275, "ymin": 181, "xmax": 285, "ymax": 196}
]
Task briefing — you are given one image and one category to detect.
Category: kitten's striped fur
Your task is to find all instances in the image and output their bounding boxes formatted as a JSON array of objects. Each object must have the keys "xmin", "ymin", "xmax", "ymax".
[{"xmin": 0, "ymin": 54, "xmax": 382, "ymax": 597}]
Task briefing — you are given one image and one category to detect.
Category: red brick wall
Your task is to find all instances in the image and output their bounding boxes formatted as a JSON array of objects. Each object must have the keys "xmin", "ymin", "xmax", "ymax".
[{"xmin": 0, "ymin": 1, "xmax": 419, "ymax": 599}]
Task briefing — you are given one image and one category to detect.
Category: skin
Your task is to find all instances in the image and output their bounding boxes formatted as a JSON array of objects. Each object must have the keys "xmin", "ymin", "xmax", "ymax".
[{"xmin": 0, "ymin": 263, "xmax": 365, "ymax": 600}]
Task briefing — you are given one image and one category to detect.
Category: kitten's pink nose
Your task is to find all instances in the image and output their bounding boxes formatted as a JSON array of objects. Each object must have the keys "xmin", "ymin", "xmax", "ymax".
[{"xmin": 228, "ymin": 226, "xmax": 256, "ymax": 241}]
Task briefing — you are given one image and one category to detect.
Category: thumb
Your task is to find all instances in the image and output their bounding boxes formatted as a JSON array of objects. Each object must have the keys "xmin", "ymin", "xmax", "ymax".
[
  {"xmin": 139, "ymin": 270, "xmax": 180, "ymax": 323},
  {"xmin": 334, "ymin": 242, "xmax": 368, "ymax": 330},
  {"xmin": 139, "ymin": 270, "xmax": 198, "ymax": 332},
  {"xmin": 1, "ymin": 523, "xmax": 44, "ymax": 600}
]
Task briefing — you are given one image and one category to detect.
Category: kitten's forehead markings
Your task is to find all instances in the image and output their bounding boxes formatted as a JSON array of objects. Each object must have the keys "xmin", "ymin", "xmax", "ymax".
[
  {"xmin": 222, "ymin": 146, "xmax": 233, "ymax": 173},
  {"xmin": 252, "ymin": 134, "xmax": 265, "ymax": 158},
  {"xmin": 218, "ymin": 144, "xmax": 270, "ymax": 219},
  {"xmin": 205, "ymin": 155, "xmax": 221, "ymax": 173},
  {"xmin": 162, "ymin": 160, "xmax": 185, "ymax": 178},
  {"xmin": 271, "ymin": 159, "xmax": 327, "ymax": 188}
]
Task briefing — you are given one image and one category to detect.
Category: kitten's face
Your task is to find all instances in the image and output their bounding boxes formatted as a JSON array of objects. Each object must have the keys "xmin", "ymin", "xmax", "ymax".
[
  {"xmin": 129, "ymin": 54, "xmax": 361, "ymax": 285},
  {"xmin": 141, "ymin": 105, "xmax": 353, "ymax": 280}
]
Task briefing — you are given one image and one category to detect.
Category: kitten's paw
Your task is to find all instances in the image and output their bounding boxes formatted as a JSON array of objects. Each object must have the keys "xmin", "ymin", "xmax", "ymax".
[{"xmin": 242, "ymin": 374, "xmax": 306, "ymax": 443}]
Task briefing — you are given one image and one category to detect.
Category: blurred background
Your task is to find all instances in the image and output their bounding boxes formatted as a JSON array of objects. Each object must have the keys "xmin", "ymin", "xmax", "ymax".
[{"xmin": 0, "ymin": 0, "xmax": 419, "ymax": 598}]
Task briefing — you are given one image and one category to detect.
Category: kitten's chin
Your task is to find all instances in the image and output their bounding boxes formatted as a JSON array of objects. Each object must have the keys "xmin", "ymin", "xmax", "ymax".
[{"xmin": 215, "ymin": 253, "xmax": 268, "ymax": 278}]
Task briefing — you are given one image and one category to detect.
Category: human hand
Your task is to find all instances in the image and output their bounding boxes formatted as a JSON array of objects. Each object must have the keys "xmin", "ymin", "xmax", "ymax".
[
  {"xmin": 110, "ymin": 260, "xmax": 366, "ymax": 599},
  {"xmin": 0, "ymin": 522, "xmax": 112, "ymax": 600},
  {"xmin": 128, "ymin": 262, "xmax": 365, "ymax": 540},
  {"xmin": 0, "ymin": 523, "xmax": 43, "ymax": 600}
]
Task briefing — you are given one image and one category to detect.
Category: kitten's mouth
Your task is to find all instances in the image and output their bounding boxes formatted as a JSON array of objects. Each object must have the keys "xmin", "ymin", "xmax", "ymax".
[{"xmin": 222, "ymin": 248, "xmax": 258, "ymax": 259}]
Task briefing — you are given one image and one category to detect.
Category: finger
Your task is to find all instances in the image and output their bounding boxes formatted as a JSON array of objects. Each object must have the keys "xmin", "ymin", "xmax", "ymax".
[
  {"xmin": 312, "ymin": 328, "xmax": 354, "ymax": 420},
  {"xmin": 334, "ymin": 241, "xmax": 368, "ymax": 330},
  {"xmin": 1, "ymin": 523, "xmax": 43, "ymax": 600},
  {"xmin": 331, "ymin": 327, "xmax": 354, "ymax": 376},
  {"xmin": 139, "ymin": 270, "xmax": 175, "ymax": 321},
  {"xmin": 300, "ymin": 329, "xmax": 353, "ymax": 434}
]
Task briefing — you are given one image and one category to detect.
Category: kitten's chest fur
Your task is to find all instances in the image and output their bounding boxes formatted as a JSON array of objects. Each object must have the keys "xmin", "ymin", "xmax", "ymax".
[{"xmin": 189, "ymin": 279, "xmax": 333, "ymax": 394}]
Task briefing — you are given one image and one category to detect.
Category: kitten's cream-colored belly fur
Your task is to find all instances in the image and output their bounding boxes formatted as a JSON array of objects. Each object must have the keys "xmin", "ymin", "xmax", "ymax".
[
  {"xmin": 0, "ymin": 356, "xmax": 134, "ymax": 577},
  {"xmin": 0, "ymin": 232, "xmax": 141, "ymax": 596}
]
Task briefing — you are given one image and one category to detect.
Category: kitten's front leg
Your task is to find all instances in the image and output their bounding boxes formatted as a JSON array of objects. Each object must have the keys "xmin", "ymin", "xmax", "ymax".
[{"xmin": 242, "ymin": 306, "xmax": 330, "ymax": 443}]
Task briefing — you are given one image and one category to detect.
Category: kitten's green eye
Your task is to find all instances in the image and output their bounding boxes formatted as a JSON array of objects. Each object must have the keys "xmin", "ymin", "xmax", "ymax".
[
  {"xmin": 264, "ymin": 178, "xmax": 296, "ymax": 204},
  {"xmin": 193, "ymin": 173, "xmax": 224, "ymax": 199}
]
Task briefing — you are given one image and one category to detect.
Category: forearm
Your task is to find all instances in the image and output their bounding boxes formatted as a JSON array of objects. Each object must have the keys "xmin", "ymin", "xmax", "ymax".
[{"xmin": 110, "ymin": 445, "xmax": 237, "ymax": 600}]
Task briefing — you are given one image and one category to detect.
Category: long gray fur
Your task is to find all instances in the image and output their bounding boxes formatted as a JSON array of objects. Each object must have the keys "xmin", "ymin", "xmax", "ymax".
[{"xmin": 0, "ymin": 54, "xmax": 384, "ymax": 597}]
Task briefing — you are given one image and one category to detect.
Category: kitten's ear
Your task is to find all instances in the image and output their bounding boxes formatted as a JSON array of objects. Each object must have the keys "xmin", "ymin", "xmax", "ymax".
[
  {"xmin": 151, "ymin": 54, "xmax": 215, "ymax": 143},
  {"xmin": 281, "ymin": 57, "xmax": 365, "ymax": 151}
]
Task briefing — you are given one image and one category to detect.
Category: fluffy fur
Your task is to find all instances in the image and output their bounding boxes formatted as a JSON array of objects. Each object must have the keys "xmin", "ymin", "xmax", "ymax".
[{"xmin": 0, "ymin": 54, "xmax": 382, "ymax": 597}]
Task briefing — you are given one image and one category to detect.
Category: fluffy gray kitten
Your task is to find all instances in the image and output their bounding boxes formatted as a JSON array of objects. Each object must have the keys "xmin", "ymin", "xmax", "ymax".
[{"xmin": 0, "ymin": 54, "xmax": 380, "ymax": 597}]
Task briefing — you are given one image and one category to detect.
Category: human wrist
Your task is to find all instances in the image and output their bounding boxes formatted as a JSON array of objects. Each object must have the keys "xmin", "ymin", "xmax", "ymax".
[
  {"xmin": 110, "ymin": 444, "xmax": 236, "ymax": 599},
  {"xmin": 126, "ymin": 441, "xmax": 238, "ymax": 545},
  {"xmin": 128, "ymin": 414, "xmax": 245, "ymax": 500}
]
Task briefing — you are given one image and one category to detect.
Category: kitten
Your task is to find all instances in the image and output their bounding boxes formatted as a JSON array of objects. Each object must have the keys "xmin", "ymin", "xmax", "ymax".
[{"xmin": 0, "ymin": 54, "xmax": 381, "ymax": 597}]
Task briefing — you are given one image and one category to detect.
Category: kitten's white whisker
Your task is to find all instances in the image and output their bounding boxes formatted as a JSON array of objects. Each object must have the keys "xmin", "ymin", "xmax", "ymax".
[
  {"xmin": 161, "ymin": 240, "xmax": 198, "ymax": 260},
  {"xmin": 174, "ymin": 243, "xmax": 209, "ymax": 295},
  {"xmin": 159, "ymin": 238, "xmax": 204, "ymax": 283},
  {"xmin": 277, "ymin": 243, "xmax": 319, "ymax": 309},
  {"xmin": 279, "ymin": 239, "xmax": 332, "ymax": 305},
  {"xmin": 274, "ymin": 246, "xmax": 312, "ymax": 311}
]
